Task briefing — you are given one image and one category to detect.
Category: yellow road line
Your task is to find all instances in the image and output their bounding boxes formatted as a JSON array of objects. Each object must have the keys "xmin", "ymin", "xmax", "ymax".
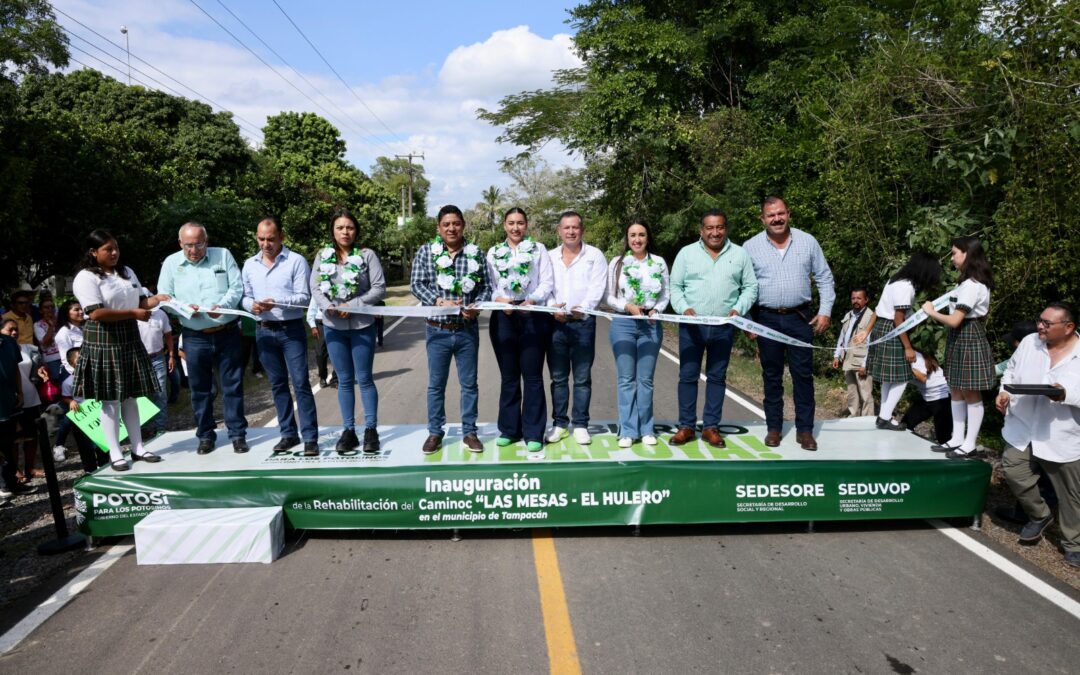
[{"xmin": 532, "ymin": 529, "xmax": 582, "ymax": 675}]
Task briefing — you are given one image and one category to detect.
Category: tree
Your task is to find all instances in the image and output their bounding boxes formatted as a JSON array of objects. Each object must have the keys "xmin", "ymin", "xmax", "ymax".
[{"xmin": 370, "ymin": 156, "xmax": 430, "ymax": 219}]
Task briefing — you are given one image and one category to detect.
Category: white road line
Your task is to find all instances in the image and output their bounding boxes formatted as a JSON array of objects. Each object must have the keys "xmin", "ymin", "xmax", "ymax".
[
  {"xmin": 657, "ymin": 344, "xmax": 767, "ymax": 419},
  {"xmin": 929, "ymin": 520, "xmax": 1080, "ymax": 620},
  {"xmin": 0, "ymin": 544, "xmax": 134, "ymax": 654}
]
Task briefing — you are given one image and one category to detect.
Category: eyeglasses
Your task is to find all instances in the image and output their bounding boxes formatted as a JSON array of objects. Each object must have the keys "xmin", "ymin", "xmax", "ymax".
[
  {"xmin": 181, "ymin": 241, "xmax": 208, "ymax": 250},
  {"xmin": 1036, "ymin": 318, "xmax": 1072, "ymax": 328}
]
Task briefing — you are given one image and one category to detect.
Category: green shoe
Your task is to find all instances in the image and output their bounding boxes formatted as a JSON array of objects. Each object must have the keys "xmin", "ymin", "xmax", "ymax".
[
  {"xmin": 527, "ymin": 441, "xmax": 543, "ymax": 452},
  {"xmin": 496, "ymin": 437, "xmax": 514, "ymax": 447}
]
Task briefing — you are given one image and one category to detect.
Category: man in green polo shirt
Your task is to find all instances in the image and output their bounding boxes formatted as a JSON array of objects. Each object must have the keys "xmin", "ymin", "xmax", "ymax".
[
  {"xmin": 158, "ymin": 222, "xmax": 248, "ymax": 454},
  {"xmin": 669, "ymin": 209, "xmax": 758, "ymax": 448}
]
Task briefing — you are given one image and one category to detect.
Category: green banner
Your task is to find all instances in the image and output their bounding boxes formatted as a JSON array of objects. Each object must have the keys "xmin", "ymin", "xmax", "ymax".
[
  {"xmin": 73, "ymin": 443, "xmax": 990, "ymax": 537},
  {"xmin": 66, "ymin": 397, "xmax": 160, "ymax": 453}
]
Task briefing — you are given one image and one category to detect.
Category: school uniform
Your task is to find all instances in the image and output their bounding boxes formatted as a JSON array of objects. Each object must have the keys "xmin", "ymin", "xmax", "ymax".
[
  {"xmin": 944, "ymin": 279, "xmax": 996, "ymax": 390},
  {"xmin": 867, "ymin": 279, "xmax": 915, "ymax": 383},
  {"xmin": 900, "ymin": 354, "xmax": 953, "ymax": 443}
]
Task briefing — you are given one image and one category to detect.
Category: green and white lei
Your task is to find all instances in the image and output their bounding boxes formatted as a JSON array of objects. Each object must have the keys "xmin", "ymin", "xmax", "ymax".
[
  {"xmin": 491, "ymin": 237, "xmax": 539, "ymax": 294},
  {"xmin": 431, "ymin": 237, "xmax": 482, "ymax": 294},
  {"xmin": 317, "ymin": 246, "xmax": 366, "ymax": 300},
  {"xmin": 620, "ymin": 253, "xmax": 663, "ymax": 307}
]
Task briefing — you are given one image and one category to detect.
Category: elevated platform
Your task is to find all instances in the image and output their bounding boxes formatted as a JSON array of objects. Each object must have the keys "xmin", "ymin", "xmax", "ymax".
[{"xmin": 73, "ymin": 418, "xmax": 991, "ymax": 536}]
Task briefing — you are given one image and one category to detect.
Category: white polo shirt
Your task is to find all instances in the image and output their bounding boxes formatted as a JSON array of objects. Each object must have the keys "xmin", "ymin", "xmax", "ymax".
[{"xmin": 1001, "ymin": 332, "xmax": 1080, "ymax": 463}]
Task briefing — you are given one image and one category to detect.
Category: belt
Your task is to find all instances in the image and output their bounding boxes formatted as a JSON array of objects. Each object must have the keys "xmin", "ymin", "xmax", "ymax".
[
  {"xmin": 757, "ymin": 303, "xmax": 810, "ymax": 315},
  {"xmin": 184, "ymin": 321, "xmax": 235, "ymax": 335},
  {"xmin": 146, "ymin": 349, "xmax": 166, "ymax": 358},
  {"xmin": 427, "ymin": 320, "xmax": 468, "ymax": 331},
  {"xmin": 259, "ymin": 318, "xmax": 303, "ymax": 330}
]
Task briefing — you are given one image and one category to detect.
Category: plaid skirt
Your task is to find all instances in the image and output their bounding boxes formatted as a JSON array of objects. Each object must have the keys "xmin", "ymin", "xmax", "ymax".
[
  {"xmin": 867, "ymin": 318, "xmax": 911, "ymax": 383},
  {"xmin": 944, "ymin": 319, "xmax": 996, "ymax": 391},
  {"xmin": 73, "ymin": 318, "xmax": 159, "ymax": 401}
]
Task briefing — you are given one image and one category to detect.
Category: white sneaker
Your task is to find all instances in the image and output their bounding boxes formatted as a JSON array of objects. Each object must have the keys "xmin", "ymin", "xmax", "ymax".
[
  {"xmin": 0, "ymin": 488, "xmax": 12, "ymax": 500},
  {"xmin": 53, "ymin": 445, "xmax": 66, "ymax": 462},
  {"xmin": 546, "ymin": 426, "xmax": 568, "ymax": 443},
  {"xmin": 573, "ymin": 427, "xmax": 591, "ymax": 445},
  {"xmin": 642, "ymin": 435, "xmax": 657, "ymax": 446},
  {"xmin": 618, "ymin": 437, "xmax": 632, "ymax": 448}
]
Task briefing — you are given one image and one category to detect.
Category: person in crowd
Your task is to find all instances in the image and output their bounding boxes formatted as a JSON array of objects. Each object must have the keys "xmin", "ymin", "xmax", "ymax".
[
  {"xmin": 487, "ymin": 207, "xmax": 553, "ymax": 456},
  {"xmin": 166, "ymin": 315, "xmax": 183, "ymax": 402},
  {"xmin": 313, "ymin": 210, "xmax": 387, "ymax": 454},
  {"xmin": 243, "ymin": 216, "xmax": 320, "ymax": 456},
  {"xmin": 997, "ymin": 320, "xmax": 1038, "ymax": 378},
  {"xmin": 669, "ymin": 210, "xmax": 757, "ymax": 448},
  {"xmin": 2, "ymin": 290, "xmax": 34, "ymax": 346},
  {"xmin": 861, "ymin": 253, "xmax": 942, "ymax": 430},
  {"xmin": 33, "ymin": 290, "xmax": 53, "ymax": 323},
  {"xmin": 307, "ymin": 299, "xmax": 337, "ymax": 388},
  {"xmin": 0, "ymin": 323, "xmax": 34, "ymax": 499},
  {"xmin": 608, "ymin": 219, "xmax": 672, "ymax": 448},
  {"xmin": 1, "ymin": 319, "xmax": 45, "ymax": 482},
  {"xmin": 744, "ymin": 196, "xmax": 835, "ymax": 451},
  {"xmin": 58, "ymin": 347, "xmax": 106, "ymax": 473},
  {"xmin": 832, "ymin": 287, "xmax": 875, "ymax": 418},
  {"xmin": 899, "ymin": 348, "xmax": 953, "ymax": 444},
  {"xmin": 158, "ymin": 222, "xmax": 248, "ymax": 455},
  {"xmin": 240, "ymin": 316, "xmax": 264, "ymax": 379},
  {"xmin": 998, "ymin": 301, "xmax": 1080, "ymax": 569},
  {"xmin": 411, "ymin": 205, "xmax": 490, "ymax": 455},
  {"xmin": 72, "ymin": 230, "xmax": 168, "ymax": 471},
  {"xmin": 546, "ymin": 211, "xmax": 607, "ymax": 446},
  {"xmin": 51, "ymin": 300, "xmax": 84, "ymax": 461},
  {"xmin": 922, "ymin": 236, "xmax": 996, "ymax": 458},
  {"xmin": 136, "ymin": 287, "xmax": 173, "ymax": 439},
  {"xmin": 34, "ymin": 298, "xmax": 63, "ymax": 382}
]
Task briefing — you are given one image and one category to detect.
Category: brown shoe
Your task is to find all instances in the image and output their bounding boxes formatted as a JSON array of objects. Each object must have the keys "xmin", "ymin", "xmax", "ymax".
[
  {"xmin": 701, "ymin": 427, "xmax": 726, "ymax": 448},
  {"xmin": 670, "ymin": 427, "xmax": 696, "ymax": 445},
  {"xmin": 796, "ymin": 431, "xmax": 817, "ymax": 451},
  {"xmin": 422, "ymin": 434, "xmax": 443, "ymax": 455},
  {"xmin": 764, "ymin": 430, "xmax": 782, "ymax": 447},
  {"xmin": 462, "ymin": 433, "xmax": 484, "ymax": 453}
]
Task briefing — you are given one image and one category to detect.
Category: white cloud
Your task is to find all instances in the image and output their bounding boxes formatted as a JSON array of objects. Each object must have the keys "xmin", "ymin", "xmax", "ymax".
[
  {"xmin": 52, "ymin": 1, "xmax": 581, "ymax": 214},
  {"xmin": 439, "ymin": 25, "xmax": 581, "ymax": 99}
]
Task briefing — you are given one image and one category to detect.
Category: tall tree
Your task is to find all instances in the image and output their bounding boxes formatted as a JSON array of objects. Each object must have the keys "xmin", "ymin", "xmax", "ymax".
[{"xmin": 370, "ymin": 156, "xmax": 430, "ymax": 219}]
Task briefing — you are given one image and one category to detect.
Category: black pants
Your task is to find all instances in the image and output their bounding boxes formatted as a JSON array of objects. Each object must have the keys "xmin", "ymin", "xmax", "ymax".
[
  {"xmin": 0, "ymin": 419, "xmax": 17, "ymax": 490},
  {"xmin": 900, "ymin": 395, "xmax": 953, "ymax": 444}
]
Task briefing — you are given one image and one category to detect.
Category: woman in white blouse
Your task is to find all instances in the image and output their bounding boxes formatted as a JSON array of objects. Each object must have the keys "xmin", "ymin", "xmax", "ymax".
[
  {"xmin": 606, "ymin": 219, "xmax": 670, "ymax": 448},
  {"xmin": 486, "ymin": 207, "xmax": 554, "ymax": 455},
  {"xmin": 922, "ymin": 236, "xmax": 997, "ymax": 458},
  {"xmin": 72, "ymin": 230, "xmax": 170, "ymax": 471},
  {"xmin": 54, "ymin": 300, "xmax": 85, "ymax": 376}
]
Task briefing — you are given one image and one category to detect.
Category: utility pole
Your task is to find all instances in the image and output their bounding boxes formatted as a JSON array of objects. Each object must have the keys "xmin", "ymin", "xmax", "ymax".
[
  {"xmin": 120, "ymin": 26, "xmax": 130, "ymax": 85},
  {"xmin": 394, "ymin": 152, "xmax": 424, "ymax": 219}
]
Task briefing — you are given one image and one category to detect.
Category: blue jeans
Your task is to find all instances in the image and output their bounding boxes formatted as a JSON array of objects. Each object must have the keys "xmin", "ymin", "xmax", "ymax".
[
  {"xmin": 678, "ymin": 324, "xmax": 735, "ymax": 429},
  {"xmin": 325, "ymin": 324, "xmax": 378, "ymax": 431},
  {"xmin": 147, "ymin": 352, "xmax": 169, "ymax": 435},
  {"xmin": 425, "ymin": 322, "xmax": 479, "ymax": 437},
  {"xmin": 755, "ymin": 309, "xmax": 815, "ymax": 433},
  {"xmin": 610, "ymin": 317, "xmax": 662, "ymax": 438},
  {"xmin": 548, "ymin": 317, "xmax": 596, "ymax": 428},
  {"xmin": 183, "ymin": 322, "xmax": 247, "ymax": 442},
  {"xmin": 490, "ymin": 310, "xmax": 550, "ymax": 443},
  {"xmin": 258, "ymin": 320, "xmax": 319, "ymax": 442}
]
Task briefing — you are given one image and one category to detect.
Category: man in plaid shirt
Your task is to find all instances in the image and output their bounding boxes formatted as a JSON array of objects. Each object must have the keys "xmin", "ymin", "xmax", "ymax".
[{"xmin": 411, "ymin": 205, "xmax": 492, "ymax": 454}]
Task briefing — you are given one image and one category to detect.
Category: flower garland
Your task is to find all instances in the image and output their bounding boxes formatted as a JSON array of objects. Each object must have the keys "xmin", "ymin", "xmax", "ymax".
[
  {"xmin": 620, "ymin": 253, "xmax": 663, "ymax": 306},
  {"xmin": 317, "ymin": 246, "xmax": 366, "ymax": 300},
  {"xmin": 491, "ymin": 237, "xmax": 539, "ymax": 293},
  {"xmin": 431, "ymin": 237, "xmax": 483, "ymax": 294}
]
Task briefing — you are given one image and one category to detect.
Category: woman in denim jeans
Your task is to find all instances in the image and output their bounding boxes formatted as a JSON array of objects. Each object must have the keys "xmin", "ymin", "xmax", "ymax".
[
  {"xmin": 605, "ymin": 220, "xmax": 669, "ymax": 448},
  {"xmin": 309, "ymin": 210, "xmax": 386, "ymax": 454}
]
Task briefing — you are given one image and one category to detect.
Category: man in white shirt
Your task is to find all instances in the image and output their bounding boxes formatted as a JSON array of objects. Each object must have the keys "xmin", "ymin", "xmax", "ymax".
[
  {"xmin": 137, "ymin": 290, "xmax": 174, "ymax": 439},
  {"xmin": 546, "ymin": 211, "xmax": 607, "ymax": 445},
  {"xmin": 998, "ymin": 301, "xmax": 1080, "ymax": 568}
]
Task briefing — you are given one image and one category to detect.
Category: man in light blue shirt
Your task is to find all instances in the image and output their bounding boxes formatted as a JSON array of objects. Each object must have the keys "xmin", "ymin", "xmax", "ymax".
[
  {"xmin": 158, "ymin": 222, "xmax": 248, "ymax": 454},
  {"xmin": 669, "ymin": 210, "xmax": 758, "ymax": 448},
  {"xmin": 242, "ymin": 217, "xmax": 319, "ymax": 456},
  {"xmin": 743, "ymin": 196, "xmax": 835, "ymax": 451}
]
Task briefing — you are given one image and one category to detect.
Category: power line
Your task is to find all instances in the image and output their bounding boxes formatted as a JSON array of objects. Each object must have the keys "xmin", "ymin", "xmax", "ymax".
[
  {"xmin": 271, "ymin": 0, "xmax": 401, "ymax": 141},
  {"xmin": 64, "ymin": 31, "xmax": 265, "ymax": 141},
  {"xmin": 52, "ymin": 6, "xmax": 266, "ymax": 137},
  {"xmin": 214, "ymin": 0, "xmax": 394, "ymax": 154},
  {"xmin": 187, "ymin": 0, "xmax": 387, "ymax": 156}
]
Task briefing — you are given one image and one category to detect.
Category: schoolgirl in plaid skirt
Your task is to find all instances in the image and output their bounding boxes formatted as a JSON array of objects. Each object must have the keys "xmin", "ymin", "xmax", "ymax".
[
  {"xmin": 921, "ymin": 236, "xmax": 995, "ymax": 458},
  {"xmin": 862, "ymin": 253, "xmax": 942, "ymax": 430},
  {"xmin": 72, "ymin": 230, "xmax": 171, "ymax": 471}
]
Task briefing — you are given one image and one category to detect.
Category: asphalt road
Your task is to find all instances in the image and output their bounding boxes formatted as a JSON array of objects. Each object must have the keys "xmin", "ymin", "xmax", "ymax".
[{"xmin": 2, "ymin": 315, "xmax": 1078, "ymax": 674}]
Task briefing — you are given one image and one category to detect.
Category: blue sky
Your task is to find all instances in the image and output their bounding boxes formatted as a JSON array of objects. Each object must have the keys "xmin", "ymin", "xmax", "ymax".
[{"xmin": 53, "ymin": 0, "xmax": 584, "ymax": 213}]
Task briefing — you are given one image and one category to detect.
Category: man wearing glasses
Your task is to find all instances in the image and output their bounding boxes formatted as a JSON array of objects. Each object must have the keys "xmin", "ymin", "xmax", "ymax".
[
  {"xmin": 1, "ymin": 291, "xmax": 34, "ymax": 346},
  {"xmin": 158, "ymin": 222, "xmax": 248, "ymax": 454},
  {"xmin": 998, "ymin": 301, "xmax": 1080, "ymax": 569}
]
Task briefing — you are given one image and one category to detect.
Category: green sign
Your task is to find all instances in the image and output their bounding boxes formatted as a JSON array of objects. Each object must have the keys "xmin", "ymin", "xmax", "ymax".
[{"xmin": 66, "ymin": 397, "xmax": 160, "ymax": 453}]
